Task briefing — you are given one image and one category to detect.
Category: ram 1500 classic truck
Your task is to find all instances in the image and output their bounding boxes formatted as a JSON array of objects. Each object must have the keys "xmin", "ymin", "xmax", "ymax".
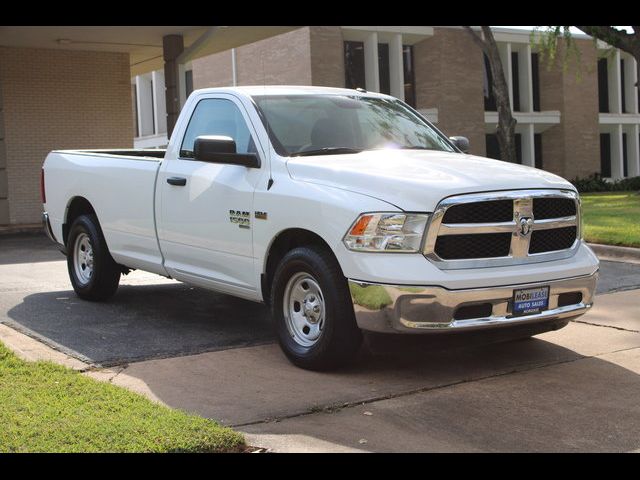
[{"xmin": 42, "ymin": 86, "xmax": 599, "ymax": 370}]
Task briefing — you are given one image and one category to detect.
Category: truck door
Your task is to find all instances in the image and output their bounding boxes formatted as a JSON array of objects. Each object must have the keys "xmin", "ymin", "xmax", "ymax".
[{"xmin": 156, "ymin": 94, "xmax": 267, "ymax": 299}]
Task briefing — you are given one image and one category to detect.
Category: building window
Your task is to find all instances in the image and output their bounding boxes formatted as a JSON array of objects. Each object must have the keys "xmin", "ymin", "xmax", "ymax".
[
  {"xmin": 600, "ymin": 133, "xmax": 612, "ymax": 177},
  {"xmin": 377, "ymin": 43, "xmax": 391, "ymax": 95},
  {"xmin": 485, "ymin": 133, "xmax": 522, "ymax": 163},
  {"xmin": 344, "ymin": 41, "xmax": 366, "ymax": 90},
  {"xmin": 597, "ymin": 58, "xmax": 609, "ymax": 113},
  {"xmin": 511, "ymin": 52, "xmax": 520, "ymax": 112},
  {"xmin": 403, "ymin": 45, "xmax": 416, "ymax": 108},
  {"xmin": 620, "ymin": 58, "xmax": 627, "ymax": 114},
  {"xmin": 532, "ymin": 53, "xmax": 541, "ymax": 112},
  {"xmin": 483, "ymin": 54, "xmax": 497, "ymax": 111},
  {"xmin": 185, "ymin": 70, "xmax": 194, "ymax": 98},
  {"xmin": 132, "ymin": 84, "xmax": 139, "ymax": 137},
  {"xmin": 534, "ymin": 133, "xmax": 543, "ymax": 169},
  {"xmin": 623, "ymin": 132, "xmax": 628, "ymax": 177}
]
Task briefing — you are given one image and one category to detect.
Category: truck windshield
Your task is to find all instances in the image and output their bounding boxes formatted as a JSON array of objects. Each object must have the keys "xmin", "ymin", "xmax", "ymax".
[{"xmin": 251, "ymin": 94, "xmax": 455, "ymax": 157}]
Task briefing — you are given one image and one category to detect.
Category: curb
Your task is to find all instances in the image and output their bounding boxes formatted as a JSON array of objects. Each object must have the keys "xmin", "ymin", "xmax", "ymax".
[
  {"xmin": 0, "ymin": 224, "xmax": 42, "ymax": 236},
  {"xmin": 587, "ymin": 243, "xmax": 640, "ymax": 265}
]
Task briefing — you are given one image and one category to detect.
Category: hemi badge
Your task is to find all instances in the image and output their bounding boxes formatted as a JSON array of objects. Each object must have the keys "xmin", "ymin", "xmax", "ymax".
[{"xmin": 255, "ymin": 211, "xmax": 268, "ymax": 220}]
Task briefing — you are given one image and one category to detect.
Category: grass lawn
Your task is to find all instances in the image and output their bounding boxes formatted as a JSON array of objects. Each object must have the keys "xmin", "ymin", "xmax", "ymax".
[
  {"xmin": 0, "ymin": 342, "xmax": 244, "ymax": 453},
  {"xmin": 581, "ymin": 191, "xmax": 640, "ymax": 248}
]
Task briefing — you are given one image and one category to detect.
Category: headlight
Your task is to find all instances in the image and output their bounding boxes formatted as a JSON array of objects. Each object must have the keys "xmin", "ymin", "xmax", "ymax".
[{"xmin": 343, "ymin": 213, "xmax": 429, "ymax": 252}]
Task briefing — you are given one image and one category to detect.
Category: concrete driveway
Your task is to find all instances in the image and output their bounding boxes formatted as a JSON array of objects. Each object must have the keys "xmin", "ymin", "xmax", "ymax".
[{"xmin": 1, "ymin": 233, "xmax": 640, "ymax": 452}]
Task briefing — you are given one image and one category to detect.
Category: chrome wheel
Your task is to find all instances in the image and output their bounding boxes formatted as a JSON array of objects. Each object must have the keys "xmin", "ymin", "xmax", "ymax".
[
  {"xmin": 73, "ymin": 232, "xmax": 94, "ymax": 286},
  {"xmin": 283, "ymin": 272, "xmax": 326, "ymax": 347}
]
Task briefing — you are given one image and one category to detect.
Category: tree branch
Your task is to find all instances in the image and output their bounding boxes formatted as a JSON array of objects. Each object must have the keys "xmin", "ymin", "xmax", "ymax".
[
  {"xmin": 576, "ymin": 25, "xmax": 635, "ymax": 53},
  {"xmin": 462, "ymin": 26, "xmax": 488, "ymax": 54}
]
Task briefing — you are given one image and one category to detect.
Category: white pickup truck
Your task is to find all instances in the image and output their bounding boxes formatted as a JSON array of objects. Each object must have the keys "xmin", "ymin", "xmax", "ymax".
[{"xmin": 42, "ymin": 86, "xmax": 599, "ymax": 370}]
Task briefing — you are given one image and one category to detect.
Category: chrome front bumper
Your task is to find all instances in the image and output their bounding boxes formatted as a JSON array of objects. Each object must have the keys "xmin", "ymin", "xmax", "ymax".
[{"xmin": 348, "ymin": 271, "xmax": 598, "ymax": 333}]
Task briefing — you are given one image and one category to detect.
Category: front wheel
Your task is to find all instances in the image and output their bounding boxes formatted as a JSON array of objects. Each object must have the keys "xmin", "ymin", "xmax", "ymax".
[
  {"xmin": 67, "ymin": 214, "xmax": 121, "ymax": 301},
  {"xmin": 270, "ymin": 246, "xmax": 362, "ymax": 370}
]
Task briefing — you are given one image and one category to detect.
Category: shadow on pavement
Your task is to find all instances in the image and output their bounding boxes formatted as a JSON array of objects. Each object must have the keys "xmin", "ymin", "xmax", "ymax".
[{"xmin": 5, "ymin": 283, "xmax": 274, "ymax": 366}]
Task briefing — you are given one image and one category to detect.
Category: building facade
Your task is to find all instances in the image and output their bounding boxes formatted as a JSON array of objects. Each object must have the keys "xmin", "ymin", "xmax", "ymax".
[{"xmin": 134, "ymin": 26, "xmax": 640, "ymax": 183}]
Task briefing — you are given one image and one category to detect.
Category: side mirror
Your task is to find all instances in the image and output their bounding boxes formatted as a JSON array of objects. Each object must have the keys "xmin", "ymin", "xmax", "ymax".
[
  {"xmin": 449, "ymin": 136, "xmax": 470, "ymax": 154},
  {"xmin": 194, "ymin": 135, "xmax": 260, "ymax": 168}
]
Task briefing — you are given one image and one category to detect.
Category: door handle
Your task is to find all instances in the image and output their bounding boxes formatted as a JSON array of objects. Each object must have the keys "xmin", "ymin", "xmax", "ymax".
[{"xmin": 167, "ymin": 177, "xmax": 187, "ymax": 186}]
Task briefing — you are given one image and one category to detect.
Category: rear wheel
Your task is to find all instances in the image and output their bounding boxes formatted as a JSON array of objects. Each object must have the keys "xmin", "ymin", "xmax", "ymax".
[
  {"xmin": 67, "ymin": 214, "xmax": 120, "ymax": 301},
  {"xmin": 271, "ymin": 246, "xmax": 362, "ymax": 370}
]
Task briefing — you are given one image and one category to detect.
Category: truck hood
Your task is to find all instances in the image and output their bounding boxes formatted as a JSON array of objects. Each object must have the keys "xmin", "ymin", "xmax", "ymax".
[{"xmin": 286, "ymin": 149, "xmax": 575, "ymax": 211}]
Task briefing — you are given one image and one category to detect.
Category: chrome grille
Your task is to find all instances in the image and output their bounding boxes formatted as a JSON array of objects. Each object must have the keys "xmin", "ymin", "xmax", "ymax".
[{"xmin": 423, "ymin": 190, "xmax": 580, "ymax": 269}]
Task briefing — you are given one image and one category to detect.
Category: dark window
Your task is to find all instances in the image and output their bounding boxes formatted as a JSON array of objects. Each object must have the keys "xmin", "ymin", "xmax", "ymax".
[
  {"xmin": 180, "ymin": 98, "xmax": 256, "ymax": 158},
  {"xmin": 600, "ymin": 133, "xmax": 611, "ymax": 177},
  {"xmin": 344, "ymin": 41, "xmax": 366, "ymax": 90},
  {"xmin": 378, "ymin": 43, "xmax": 390, "ymax": 95},
  {"xmin": 511, "ymin": 51, "xmax": 520, "ymax": 112},
  {"xmin": 133, "ymin": 84, "xmax": 139, "ymax": 137},
  {"xmin": 531, "ymin": 53, "xmax": 541, "ymax": 112},
  {"xmin": 534, "ymin": 133, "xmax": 543, "ymax": 169},
  {"xmin": 623, "ymin": 132, "xmax": 628, "ymax": 177},
  {"xmin": 485, "ymin": 133, "xmax": 521, "ymax": 163},
  {"xmin": 483, "ymin": 54, "xmax": 497, "ymax": 111},
  {"xmin": 403, "ymin": 45, "xmax": 416, "ymax": 108},
  {"xmin": 185, "ymin": 70, "xmax": 194, "ymax": 98},
  {"xmin": 598, "ymin": 58, "xmax": 609, "ymax": 113},
  {"xmin": 621, "ymin": 58, "xmax": 627, "ymax": 113},
  {"xmin": 485, "ymin": 134, "xmax": 500, "ymax": 159}
]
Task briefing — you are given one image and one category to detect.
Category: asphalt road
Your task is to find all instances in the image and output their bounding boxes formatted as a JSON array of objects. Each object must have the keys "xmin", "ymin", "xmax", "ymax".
[{"xmin": 0, "ymin": 233, "xmax": 639, "ymax": 366}]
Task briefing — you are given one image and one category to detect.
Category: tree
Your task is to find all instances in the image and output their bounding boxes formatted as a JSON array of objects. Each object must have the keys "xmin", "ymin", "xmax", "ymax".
[
  {"xmin": 463, "ymin": 26, "xmax": 518, "ymax": 164},
  {"xmin": 535, "ymin": 26, "xmax": 640, "ymax": 91}
]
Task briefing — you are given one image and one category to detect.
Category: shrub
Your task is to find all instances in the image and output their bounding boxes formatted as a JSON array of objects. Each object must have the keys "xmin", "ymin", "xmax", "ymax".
[{"xmin": 571, "ymin": 173, "xmax": 640, "ymax": 193}]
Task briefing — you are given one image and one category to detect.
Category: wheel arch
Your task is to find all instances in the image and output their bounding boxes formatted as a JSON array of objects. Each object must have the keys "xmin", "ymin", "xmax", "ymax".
[
  {"xmin": 261, "ymin": 228, "xmax": 340, "ymax": 305},
  {"xmin": 62, "ymin": 196, "xmax": 97, "ymax": 247}
]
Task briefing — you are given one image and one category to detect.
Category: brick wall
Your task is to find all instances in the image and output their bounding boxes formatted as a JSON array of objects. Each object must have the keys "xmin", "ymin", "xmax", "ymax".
[
  {"xmin": 0, "ymin": 47, "xmax": 133, "ymax": 225},
  {"xmin": 193, "ymin": 28, "xmax": 313, "ymax": 88},
  {"xmin": 0, "ymin": 73, "xmax": 8, "ymax": 225},
  {"xmin": 414, "ymin": 28, "xmax": 487, "ymax": 156},
  {"xmin": 310, "ymin": 27, "xmax": 345, "ymax": 87},
  {"xmin": 538, "ymin": 39, "xmax": 600, "ymax": 179}
]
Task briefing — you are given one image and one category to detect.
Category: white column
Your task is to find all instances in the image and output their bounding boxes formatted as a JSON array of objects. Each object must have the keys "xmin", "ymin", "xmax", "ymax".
[
  {"xmin": 608, "ymin": 50, "xmax": 622, "ymax": 114},
  {"xmin": 629, "ymin": 124, "xmax": 640, "ymax": 178},
  {"xmin": 611, "ymin": 124, "xmax": 624, "ymax": 179},
  {"xmin": 231, "ymin": 48, "xmax": 238, "ymax": 86},
  {"xmin": 151, "ymin": 70, "xmax": 167, "ymax": 135},
  {"xmin": 518, "ymin": 44, "xmax": 533, "ymax": 112},
  {"xmin": 522, "ymin": 124, "xmax": 535, "ymax": 167},
  {"xmin": 135, "ymin": 74, "xmax": 154, "ymax": 137},
  {"xmin": 624, "ymin": 55, "xmax": 638, "ymax": 114},
  {"xmin": 389, "ymin": 33, "xmax": 404, "ymax": 101},
  {"xmin": 498, "ymin": 42, "xmax": 513, "ymax": 108},
  {"xmin": 364, "ymin": 32, "xmax": 380, "ymax": 93}
]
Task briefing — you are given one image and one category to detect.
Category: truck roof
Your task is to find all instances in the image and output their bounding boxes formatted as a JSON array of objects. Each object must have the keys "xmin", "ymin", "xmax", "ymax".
[{"xmin": 191, "ymin": 85, "xmax": 394, "ymax": 99}]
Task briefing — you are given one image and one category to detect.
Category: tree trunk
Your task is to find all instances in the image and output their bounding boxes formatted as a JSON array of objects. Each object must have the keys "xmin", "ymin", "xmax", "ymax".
[
  {"xmin": 481, "ymin": 27, "xmax": 518, "ymax": 164},
  {"xmin": 463, "ymin": 26, "xmax": 518, "ymax": 164}
]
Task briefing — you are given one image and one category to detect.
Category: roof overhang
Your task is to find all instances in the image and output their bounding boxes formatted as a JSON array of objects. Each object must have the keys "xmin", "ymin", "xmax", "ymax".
[{"xmin": 0, "ymin": 26, "xmax": 300, "ymax": 76}]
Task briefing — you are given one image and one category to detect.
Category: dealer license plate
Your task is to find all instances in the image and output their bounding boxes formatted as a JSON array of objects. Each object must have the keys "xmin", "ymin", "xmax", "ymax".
[{"xmin": 512, "ymin": 286, "xmax": 550, "ymax": 316}]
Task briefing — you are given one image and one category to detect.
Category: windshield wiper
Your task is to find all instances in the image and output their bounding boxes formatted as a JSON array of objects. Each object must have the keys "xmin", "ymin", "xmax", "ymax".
[{"xmin": 290, "ymin": 147, "xmax": 363, "ymax": 157}]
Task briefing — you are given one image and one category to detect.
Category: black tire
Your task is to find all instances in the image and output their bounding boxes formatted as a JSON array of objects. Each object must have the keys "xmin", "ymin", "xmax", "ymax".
[
  {"xmin": 270, "ymin": 245, "xmax": 362, "ymax": 370},
  {"xmin": 66, "ymin": 214, "xmax": 121, "ymax": 301}
]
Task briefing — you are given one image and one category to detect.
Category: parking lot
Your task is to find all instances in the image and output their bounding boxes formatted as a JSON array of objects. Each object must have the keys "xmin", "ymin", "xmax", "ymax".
[{"xmin": 2, "ymin": 233, "xmax": 640, "ymax": 452}]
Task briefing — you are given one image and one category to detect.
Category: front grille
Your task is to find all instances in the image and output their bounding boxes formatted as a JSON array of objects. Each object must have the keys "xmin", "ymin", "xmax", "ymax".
[
  {"xmin": 442, "ymin": 200, "xmax": 513, "ymax": 224},
  {"xmin": 435, "ymin": 233, "xmax": 512, "ymax": 259},
  {"xmin": 529, "ymin": 226, "xmax": 577, "ymax": 254},
  {"xmin": 533, "ymin": 198, "xmax": 576, "ymax": 219},
  {"xmin": 424, "ymin": 190, "xmax": 580, "ymax": 268}
]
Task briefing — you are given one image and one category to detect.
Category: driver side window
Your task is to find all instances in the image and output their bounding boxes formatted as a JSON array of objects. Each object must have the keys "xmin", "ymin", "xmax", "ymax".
[{"xmin": 180, "ymin": 98, "xmax": 257, "ymax": 158}]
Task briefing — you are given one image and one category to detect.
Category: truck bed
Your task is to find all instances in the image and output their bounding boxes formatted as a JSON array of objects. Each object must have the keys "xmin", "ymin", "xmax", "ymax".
[{"xmin": 53, "ymin": 149, "xmax": 166, "ymax": 160}]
